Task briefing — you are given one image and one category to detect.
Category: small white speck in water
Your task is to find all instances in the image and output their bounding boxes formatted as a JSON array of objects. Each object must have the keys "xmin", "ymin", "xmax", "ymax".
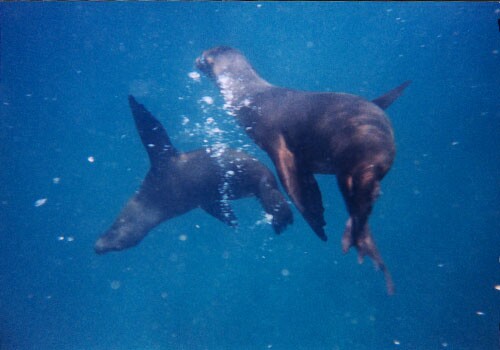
[
  {"xmin": 34, "ymin": 198, "xmax": 48, "ymax": 207},
  {"xmin": 201, "ymin": 96, "xmax": 214, "ymax": 105},
  {"xmin": 188, "ymin": 71, "xmax": 201, "ymax": 81}
]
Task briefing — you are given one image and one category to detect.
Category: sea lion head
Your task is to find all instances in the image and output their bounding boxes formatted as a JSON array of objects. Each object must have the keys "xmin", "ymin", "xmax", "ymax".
[
  {"xmin": 195, "ymin": 46, "xmax": 246, "ymax": 79},
  {"xmin": 196, "ymin": 46, "xmax": 271, "ymax": 109},
  {"xmin": 94, "ymin": 197, "xmax": 163, "ymax": 254}
]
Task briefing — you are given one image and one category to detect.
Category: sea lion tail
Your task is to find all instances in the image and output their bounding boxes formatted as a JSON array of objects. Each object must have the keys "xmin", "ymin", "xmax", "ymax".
[
  {"xmin": 372, "ymin": 80, "xmax": 411, "ymax": 110},
  {"xmin": 257, "ymin": 177, "xmax": 293, "ymax": 234}
]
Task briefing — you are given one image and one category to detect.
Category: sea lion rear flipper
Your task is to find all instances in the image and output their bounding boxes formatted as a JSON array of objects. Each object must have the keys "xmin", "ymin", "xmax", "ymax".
[
  {"xmin": 351, "ymin": 223, "xmax": 395, "ymax": 295},
  {"xmin": 128, "ymin": 95, "xmax": 178, "ymax": 168},
  {"xmin": 201, "ymin": 200, "xmax": 238, "ymax": 228},
  {"xmin": 269, "ymin": 134, "xmax": 327, "ymax": 241},
  {"xmin": 372, "ymin": 80, "xmax": 411, "ymax": 110}
]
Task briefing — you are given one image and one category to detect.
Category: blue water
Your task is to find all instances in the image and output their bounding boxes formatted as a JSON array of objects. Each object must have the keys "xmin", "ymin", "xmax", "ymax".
[{"xmin": 1, "ymin": 2, "xmax": 499, "ymax": 349}]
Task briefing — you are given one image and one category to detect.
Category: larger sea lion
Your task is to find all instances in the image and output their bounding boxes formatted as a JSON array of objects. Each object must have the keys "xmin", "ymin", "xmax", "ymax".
[
  {"xmin": 94, "ymin": 95, "xmax": 293, "ymax": 254},
  {"xmin": 196, "ymin": 46, "xmax": 410, "ymax": 293}
]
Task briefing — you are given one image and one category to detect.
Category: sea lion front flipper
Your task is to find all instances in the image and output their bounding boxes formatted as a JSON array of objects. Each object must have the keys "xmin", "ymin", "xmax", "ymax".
[
  {"xmin": 371, "ymin": 80, "xmax": 411, "ymax": 110},
  {"xmin": 128, "ymin": 95, "xmax": 178, "ymax": 168},
  {"xmin": 201, "ymin": 200, "xmax": 238, "ymax": 228},
  {"xmin": 268, "ymin": 134, "xmax": 327, "ymax": 241},
  {"xmin": 256, "ymin": 177, "xmax": 294, "ymax": 234}
]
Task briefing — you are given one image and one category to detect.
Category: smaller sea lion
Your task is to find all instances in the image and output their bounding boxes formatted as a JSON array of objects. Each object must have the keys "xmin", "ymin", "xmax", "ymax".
[{"xmin": 94, "ymin": 96, "xmax": 293, "ymax": 254}]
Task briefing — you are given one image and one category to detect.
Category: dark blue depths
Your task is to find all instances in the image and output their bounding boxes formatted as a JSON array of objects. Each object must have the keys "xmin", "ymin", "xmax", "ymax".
[{"xmin": 1, "ymin": 2, "xmax": 499, "ymax": 349}]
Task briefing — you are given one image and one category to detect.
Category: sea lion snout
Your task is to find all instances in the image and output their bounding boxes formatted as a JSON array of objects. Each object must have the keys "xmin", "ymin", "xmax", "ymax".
[
  {"xmin": 195, "ymin": 47, "xmax": 243, "ymax": 78},
  {"xmin": 94, "ymin": 238, "xmax": 110, "ymax": 255},
  {"xmin": 195, "ymin": 55, "xmax": 212, "ymax": 79},
  {"xmin": 195, "ymin": 55, "xmax": 206, "ymax": 69},
  {"xmin": 94, "ymin": 228, "xmax": 134, "ymax": 254},
  {"xmin": 94, "ymin": 235, "xmax": 119, "ymax": 255},
  {"xmin": 195, "ymin": 51, "xmax": 215, "ymax": 76},
  {"xmin": 95, "ymin": 223, "xmax": 148, "ymax": 254}
]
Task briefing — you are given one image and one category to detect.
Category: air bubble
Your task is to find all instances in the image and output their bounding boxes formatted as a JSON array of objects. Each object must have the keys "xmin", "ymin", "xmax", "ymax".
[
  {"xmin": 201, "ymin": 96, "xmax": 214, "ymax": 105},
  {"xmin": 34, "ymin": 198, "xmax": 48, "ymax": 207},
  {"xmin": 110, "ymin": 280, "xmax": 121, "ymax": 290},
  {"xmin": 188, "ymin": 71, "xmax": 201, "ymax": 81}
]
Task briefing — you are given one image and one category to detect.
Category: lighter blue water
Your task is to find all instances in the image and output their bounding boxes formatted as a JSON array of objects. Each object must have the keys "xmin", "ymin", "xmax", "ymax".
[{"xmin": 1, "ymin": 2, "xmax": 499, "ymax": 349}]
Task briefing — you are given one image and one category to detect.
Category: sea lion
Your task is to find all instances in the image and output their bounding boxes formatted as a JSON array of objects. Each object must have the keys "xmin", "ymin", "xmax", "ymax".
[
  {"xmin": 196, "ymin": 46, "xmax": 410, "ymax": 293},
  {"xmin": 94, "ymin": 95, "xmax": 293, "ymax": 254}
]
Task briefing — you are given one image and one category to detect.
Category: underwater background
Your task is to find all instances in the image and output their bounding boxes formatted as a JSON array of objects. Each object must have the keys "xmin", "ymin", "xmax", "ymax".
[{"xmin": 1, "ymin": 2, "xmax": 499, "ymax": 349}]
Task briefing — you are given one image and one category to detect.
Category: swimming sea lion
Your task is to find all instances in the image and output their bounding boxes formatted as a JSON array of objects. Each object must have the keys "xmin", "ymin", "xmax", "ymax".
[
  {"xmin": 94, "ymin": 95, "xmax": 293, "ymax": 254},
  {"xmin": 196, "ymin": 46, "xmax": 410, "ymax": 293}
]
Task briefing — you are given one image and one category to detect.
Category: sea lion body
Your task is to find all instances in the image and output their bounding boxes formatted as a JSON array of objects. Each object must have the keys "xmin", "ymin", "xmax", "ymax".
[{"xmin": 240, "ymin": 89, "xmax": 395, "ymax": 175}]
